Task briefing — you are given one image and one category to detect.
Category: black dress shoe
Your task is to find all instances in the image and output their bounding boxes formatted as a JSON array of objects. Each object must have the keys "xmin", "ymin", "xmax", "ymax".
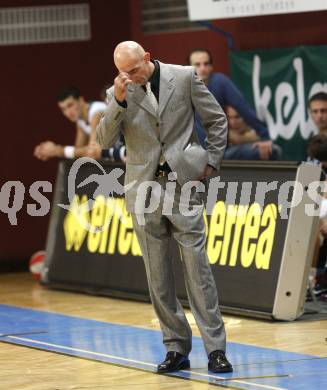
[
  {"xmin": 157, "ymin": 351, "xmax": 190, "ymax": 373},
  {"xmin": 208, "ymin": 350, "xmax": 233, "ymax": 373}
]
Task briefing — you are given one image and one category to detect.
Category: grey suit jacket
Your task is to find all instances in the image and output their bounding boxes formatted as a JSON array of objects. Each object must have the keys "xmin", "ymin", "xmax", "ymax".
[{"xmin": 97, "ymin": 62, "xmax": 227, "ymax": 212}]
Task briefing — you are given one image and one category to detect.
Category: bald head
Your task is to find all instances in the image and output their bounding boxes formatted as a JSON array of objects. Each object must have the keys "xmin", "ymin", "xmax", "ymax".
[
  {"xmin": 113, "ymin": 41, "xmax": 154, "ymax": 85},
  {"xmin": 114, "ymin": 41, "xmax": 145, "ymax": 66}
]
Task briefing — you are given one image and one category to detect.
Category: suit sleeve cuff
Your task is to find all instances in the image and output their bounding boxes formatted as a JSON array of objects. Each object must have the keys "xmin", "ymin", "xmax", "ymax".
[
  {"xmin": 207, "ymin": 155, "xmax": 220, "ymax": 170},
  {"xmin": 115, "ymin": 98, "xmax": 127, "ymax": 108}
]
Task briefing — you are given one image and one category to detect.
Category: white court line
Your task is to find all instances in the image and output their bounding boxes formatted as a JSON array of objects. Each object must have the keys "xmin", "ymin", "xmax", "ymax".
[
  {"xmin": 6, "ymin": 335, "xmax": 156, "ymax": 367},
  {"xmin": 186, "ymin": 370, "xmax": 287, "ymax": 390},
  {"xmin": 5, "ymin": 335, "xmax": 286, "ymax": 390}
]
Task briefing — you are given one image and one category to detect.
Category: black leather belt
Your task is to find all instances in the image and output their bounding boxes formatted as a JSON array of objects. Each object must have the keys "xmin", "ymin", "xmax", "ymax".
[{"xmin": 155, "ymin": 162, "xmax": 172, "ymax": 177}]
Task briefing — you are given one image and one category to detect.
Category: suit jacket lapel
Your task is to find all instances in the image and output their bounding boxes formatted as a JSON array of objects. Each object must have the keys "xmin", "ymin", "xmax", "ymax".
[
  {"xmin": 128, "ymin": 84, "xmax": 157, "ymax": 118},
  {"xmin": 158, "ymin": 63, "xmax": 175, "ymax": 117},
  {"xmin": 127, "ymin": 63, "xmax": 175, "ymax": 118}
]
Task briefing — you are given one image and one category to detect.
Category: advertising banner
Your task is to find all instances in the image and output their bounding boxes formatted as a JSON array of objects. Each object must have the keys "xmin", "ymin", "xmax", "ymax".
[
  {"xmin": 187, "ymin": 0, "xmax": 327, "ymax": 21},
  {"xmin": 230, "ymin": 45, "xmax": 327, "ymax": 160},
  {"xmin": 42, "ymin": 160, "xmax": 320, "ymax": 319}
]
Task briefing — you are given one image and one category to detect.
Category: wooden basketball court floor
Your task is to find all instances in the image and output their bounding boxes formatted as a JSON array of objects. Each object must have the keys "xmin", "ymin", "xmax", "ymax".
[{"xmin": 0, "ymin": 272, "xmax": 326, "ymax": 390}]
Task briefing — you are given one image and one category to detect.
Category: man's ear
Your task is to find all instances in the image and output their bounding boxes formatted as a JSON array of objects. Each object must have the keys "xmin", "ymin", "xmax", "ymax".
[{"xmin": 144, "ymin": 52, "xmax": 151, "ymax": 62}]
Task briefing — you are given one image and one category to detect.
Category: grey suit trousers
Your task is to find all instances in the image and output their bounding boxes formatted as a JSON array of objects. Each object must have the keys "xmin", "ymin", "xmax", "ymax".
[{"xmin": 131, "ymin": 176, "xmax": 226, "ymax": 356}]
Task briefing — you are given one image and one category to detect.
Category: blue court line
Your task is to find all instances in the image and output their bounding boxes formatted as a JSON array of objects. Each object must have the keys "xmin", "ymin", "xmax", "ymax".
[{"xmin": 0, "ymin": 304, "xmax": 326, "ymax": 389}]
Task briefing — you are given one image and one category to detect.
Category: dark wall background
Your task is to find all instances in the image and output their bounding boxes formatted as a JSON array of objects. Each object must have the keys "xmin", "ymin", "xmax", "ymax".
[
  {"xmin": 0, "ymin": 0, "xmax": 130, "ymax": 267},
  {"xmin": 1, "ymin": 0, "xmax": 327, "ymax": 268}
]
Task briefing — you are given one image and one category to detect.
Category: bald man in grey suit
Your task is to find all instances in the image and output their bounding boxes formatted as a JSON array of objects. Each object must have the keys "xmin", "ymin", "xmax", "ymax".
[{"xmin": 97, "ymin": 41, "xmax": 232, "ymax": 374}]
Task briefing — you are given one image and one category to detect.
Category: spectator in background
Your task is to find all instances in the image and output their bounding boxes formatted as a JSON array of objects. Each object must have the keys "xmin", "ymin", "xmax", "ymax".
[
  {"xmin": 308, "ymin": 92, "xmax": 327, "ymax": 136},
  {"xmin": 188, "ymin": 48, "xmax": 278, "ymax": 160},
  {"xmin": 302, "ymin": 95, "xmax": 327, "ymax": 300},
  {"xmin": 306, "ymin": 134, "xmax": 327, "ymax": 299},
  {"xmin": 86, "ymin": 84, "xmax": 126, "ymax": 163},
  {"xmin": 307, "ymin": 92, "xmax": 327, "ymax": 165},
  {"xmin": 225, "ymin": 106, "xmax": 281, "ymax": 160},
  {"xmin": 306, "ymin": 95, "xmax": 327, "ymax": 298},
  {"xmin": 34, "ymin": 86, "xmax": 106, "ymax": 161},
  {"xmin": 307, "ymin": 134, "xmax": 327, "ymax": 169}
]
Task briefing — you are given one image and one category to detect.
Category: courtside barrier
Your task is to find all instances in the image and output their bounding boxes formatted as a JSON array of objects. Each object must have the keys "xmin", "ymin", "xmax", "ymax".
[{"xmin": 42, "ymin": 160, "xmax": 321, "ymax": 320}]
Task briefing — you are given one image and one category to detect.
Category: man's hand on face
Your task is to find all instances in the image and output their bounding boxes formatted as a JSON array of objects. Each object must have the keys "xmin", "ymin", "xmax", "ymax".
[
  {"xmin": 252, "ymin": 140, "xmax": 273, "ymax": 160},
  {"xmin": 114, "ymin": 72, "xmax": 132, "ymax": 102}
]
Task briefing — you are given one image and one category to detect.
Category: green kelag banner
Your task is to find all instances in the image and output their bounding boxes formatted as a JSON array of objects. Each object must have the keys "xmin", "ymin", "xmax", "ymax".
[{"xmin": 230, "ymin": 45, "xmax": 327, "ymax": 160}]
